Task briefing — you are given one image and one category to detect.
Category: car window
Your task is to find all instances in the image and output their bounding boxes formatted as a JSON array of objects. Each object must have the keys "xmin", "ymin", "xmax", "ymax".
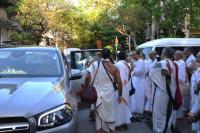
[{"xmin": 0, "ymin": 50, "xmax": 62, "ymax": 77}]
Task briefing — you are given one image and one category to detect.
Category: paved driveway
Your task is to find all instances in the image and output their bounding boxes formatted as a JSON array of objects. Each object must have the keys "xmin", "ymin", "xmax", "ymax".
[{"xmin": 77, "ymin": 108, "xmax": 194, "ymax": 133}]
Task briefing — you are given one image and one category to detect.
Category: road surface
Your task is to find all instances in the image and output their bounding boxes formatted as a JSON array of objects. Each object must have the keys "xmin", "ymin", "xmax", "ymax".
[{"xmin": 77, "ymin": 105, "xmax": 194, "ymax": 133}]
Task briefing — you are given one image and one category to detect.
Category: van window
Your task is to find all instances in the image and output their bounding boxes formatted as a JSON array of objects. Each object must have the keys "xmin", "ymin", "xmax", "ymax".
[
  {"xmin": 155, "ymin": 47, "xmax": 200, "ymax": 57},
  {"xmin": 155, "ymin": 47, "xmax": 164, "ymax": 56},
  {"xmin": 140, "ymin": 47, "xmax": 152, "ymax": 59}
]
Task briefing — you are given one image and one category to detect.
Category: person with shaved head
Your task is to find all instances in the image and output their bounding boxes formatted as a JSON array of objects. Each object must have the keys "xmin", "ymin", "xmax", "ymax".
[
  {"xmin": 85, "ymin": 48, "xmax": 123, "ymax": 133},
  {"xmin": 144, "ymin": 50, "xmax": 158, "ymax": 120},
  {"xmin": 174, "ymin": 50, "xmax": 189, "ymax": 120},
  {"xmin": 188, "ymin": 52, "xmax": 200, "ymax": 132},
  {"xmin": 130, "ymin": 50, "xmax": 146, "ymax": 120},
  {"xmin": 184, "ymin": 47, "xmax": 197, "ymax": 80},
  {"xmin": 150, "ymin": 47, "xmax": 178, "ymax": 133},
  {"xmin": 190, "ymin": 52, "xmax": 200, "ymax": 112},
  {"xmin": 114, "ymin": 51, "xmax": 132, "ymax": 130}
]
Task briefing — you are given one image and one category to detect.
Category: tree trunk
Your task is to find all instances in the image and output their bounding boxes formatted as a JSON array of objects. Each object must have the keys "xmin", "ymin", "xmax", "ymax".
[
  {"xmin": 151, "ymin": 16, "xmax": 156, "ymax": 40},
  {"xmin": 130, "ymin": 31, "xmax": 137, "ymax": 49}
]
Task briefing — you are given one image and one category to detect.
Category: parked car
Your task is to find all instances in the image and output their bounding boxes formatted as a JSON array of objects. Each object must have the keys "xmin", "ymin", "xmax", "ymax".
[
  {"xmin": 137, "ymin": 38, "xmax": 200, "ymax": 59},
  {"xmin": 0, "ymin": 47, "xmax": 82, "ymax": 133}
]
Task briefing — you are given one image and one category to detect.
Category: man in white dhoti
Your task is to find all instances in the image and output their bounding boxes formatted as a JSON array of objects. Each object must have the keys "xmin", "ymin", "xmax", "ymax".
[
  {"xmin": 184, "ymin": 47, "xmax": 197, "ymax": 78},
  {"xmin": 85, "ymin": 54, "xmax": 102, "ymax": 121},
  {"xmin": 86, "ymin": 48, "xmax": 123, "ymax": 133},
  {"xmin": 184, "ymin": 47, "xmax": 197, "ymax": 109},
  {"xmin": 188, "ymin": 93, "xmax": 200, "ymax": 133},
  {"xmin": 190, "ymin": 53, "xmax": 200, "ymax": 107},
  {"xmin": 189, "ymin": 52, "xmax": 200, "ymax": 132},
  {"xmin": 130, "ymin": 51, "xmax": 146, "ymax": 119},
  {"xmin": 174, "ymin": 51, "xmax": 189, "ymax": 120},
  {"xmin": 144, "ymin": 51, "xmax": 158, "ymax": 120},
  {"xmin": 150, "ymin": 47, "xmax": 177, "ymax": 133},
  {"xmin": 114, "ymin": 51, "xmax": 132, "ymax": 130},
  {"xmin": 189, "ymin": 67, "xmax": 200, "ymax": 133}
]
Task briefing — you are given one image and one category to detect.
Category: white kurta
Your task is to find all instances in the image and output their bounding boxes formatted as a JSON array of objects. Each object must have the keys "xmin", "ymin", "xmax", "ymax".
[
  {"xmin": 145, "ymin": 59, "xmax": 157, "ymax": 112},
  {"xmin": 131, "ymin": 59, "xmax": 146, "ymax": 114},
  {"xmin": 87, "ymin": 61, "xmax": 115, "ymax": 132},
  {"xmin": 115, "ymin": 60, "xmax": 132, "ymax": 126},
  {"xmin": 150, "ymin": 60, "xmax": 176, "ymax": 133}
]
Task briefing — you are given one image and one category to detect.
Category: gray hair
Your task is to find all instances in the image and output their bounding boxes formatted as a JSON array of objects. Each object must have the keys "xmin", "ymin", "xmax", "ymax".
[{"xmin": 175, "ymin": 50, "xmax": 184, "ymax": 59}]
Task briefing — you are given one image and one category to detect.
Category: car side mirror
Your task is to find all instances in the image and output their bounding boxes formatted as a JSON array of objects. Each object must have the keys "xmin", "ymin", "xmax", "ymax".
[{"xmin": 70, "ymin": 69, "xmax": 82, "ymax": 80}]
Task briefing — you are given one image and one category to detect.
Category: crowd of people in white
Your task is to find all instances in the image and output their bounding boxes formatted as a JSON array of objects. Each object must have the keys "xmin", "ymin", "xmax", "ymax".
[{"xmin": 80, "ymin": 47, "xmax": 200, "ymax": 133}]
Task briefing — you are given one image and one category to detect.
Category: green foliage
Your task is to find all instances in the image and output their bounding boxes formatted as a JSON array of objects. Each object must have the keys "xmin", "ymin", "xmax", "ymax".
[
  {"xmin": 13, "ymin": 0, "xmax": 200, "ymax": 48},
  {"xmin": 0, "ymin": 0, "xmax": 18, "ymax": 6},
  {"xmin": 136, "ymin": 0, "xmax": 200, "ymax": 37},
  {"xmin": 9, "ymin": 32, "xmax": 35, "ymax": 45}
]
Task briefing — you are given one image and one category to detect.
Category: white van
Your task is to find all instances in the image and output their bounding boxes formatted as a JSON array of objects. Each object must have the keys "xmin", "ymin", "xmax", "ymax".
[{"xmin": 137, "ymin": 38, "xmax": 200, "ymax": 59}]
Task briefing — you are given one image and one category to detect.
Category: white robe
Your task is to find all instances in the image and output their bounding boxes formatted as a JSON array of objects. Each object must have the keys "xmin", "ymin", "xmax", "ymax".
[
  {"xmin": 191, "ymin": 70, "xmax": 200, "ymax": 109},
  {"xmin": 115, "ymin": 60, "xmax": 132, "ymax": 126},
  {"xmin": 87, "ymin": 61, "xmax": 115, "ymax": 132},
  {"xmin": 145, "ymin": 59, "xmax": 157, "ymax": 112},
  {"xmin": 191, "ymin": 92, "xmax": 200, "ymax": 133},
  {"xmin": 191, "ymin": 68, "xmax": 200, "ymax": 132},
  {"xmin": 150, "ymin": 60, "xmax": 176, "ymax": 133},
  {"xmin": 174, "ymin": 60, "xmax": 187, "ymax": 119},
  {"xmin": 186, "ymin": 55, "xmax": 197, "ymax": 103},
  {"xmin": 131, "ymin": 59, "xmax": 146, "ymax": 114}
]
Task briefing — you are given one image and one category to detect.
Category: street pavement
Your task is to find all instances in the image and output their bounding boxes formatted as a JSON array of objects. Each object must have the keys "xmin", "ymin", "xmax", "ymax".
[
  {"xmin": 77, "ymin": 104, "xmax": 195, "ymax": 133},
  {"xmin": 78, "ymin": 109, "xmax": 152, "ymax": 133}
]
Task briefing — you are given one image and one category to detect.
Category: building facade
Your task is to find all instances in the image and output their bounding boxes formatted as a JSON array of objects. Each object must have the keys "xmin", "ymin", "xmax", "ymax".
[{"xmin": 0, "ymin": 2, "xmax": 21, "ymax": 45}]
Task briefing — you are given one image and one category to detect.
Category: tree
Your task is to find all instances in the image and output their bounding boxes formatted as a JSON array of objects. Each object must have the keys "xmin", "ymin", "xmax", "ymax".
[
  {"xmin": 0, "ymin": 0, "xmax": 19, "ymax": 7},
  {"xmin": 16, "ymin": 0, "xmax": 47, "ymax": 45},
  {"xmin": 93, "ymin": 0, "xmax": 151, "ymax": 48},
  {"xmin": 136, "ymin": 0, "xmax": 200, "ymax": 37}
]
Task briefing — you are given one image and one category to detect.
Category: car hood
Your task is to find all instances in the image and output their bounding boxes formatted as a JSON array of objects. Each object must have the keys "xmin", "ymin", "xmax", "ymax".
[{"xmin": 0, "ymin": 77, "xmax": 67, "ymax": 118}]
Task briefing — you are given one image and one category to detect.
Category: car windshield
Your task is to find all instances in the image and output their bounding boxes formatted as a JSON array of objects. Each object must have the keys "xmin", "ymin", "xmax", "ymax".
[{"xmin": 0, "ymin": 49, "xmax": 62, "ymax": 77}]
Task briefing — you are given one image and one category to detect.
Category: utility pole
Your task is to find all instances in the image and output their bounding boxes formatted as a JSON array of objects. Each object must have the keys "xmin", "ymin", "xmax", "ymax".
[{"xmin": 115, "ymin": 36, "xmax": 118, "ymax": 53}]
